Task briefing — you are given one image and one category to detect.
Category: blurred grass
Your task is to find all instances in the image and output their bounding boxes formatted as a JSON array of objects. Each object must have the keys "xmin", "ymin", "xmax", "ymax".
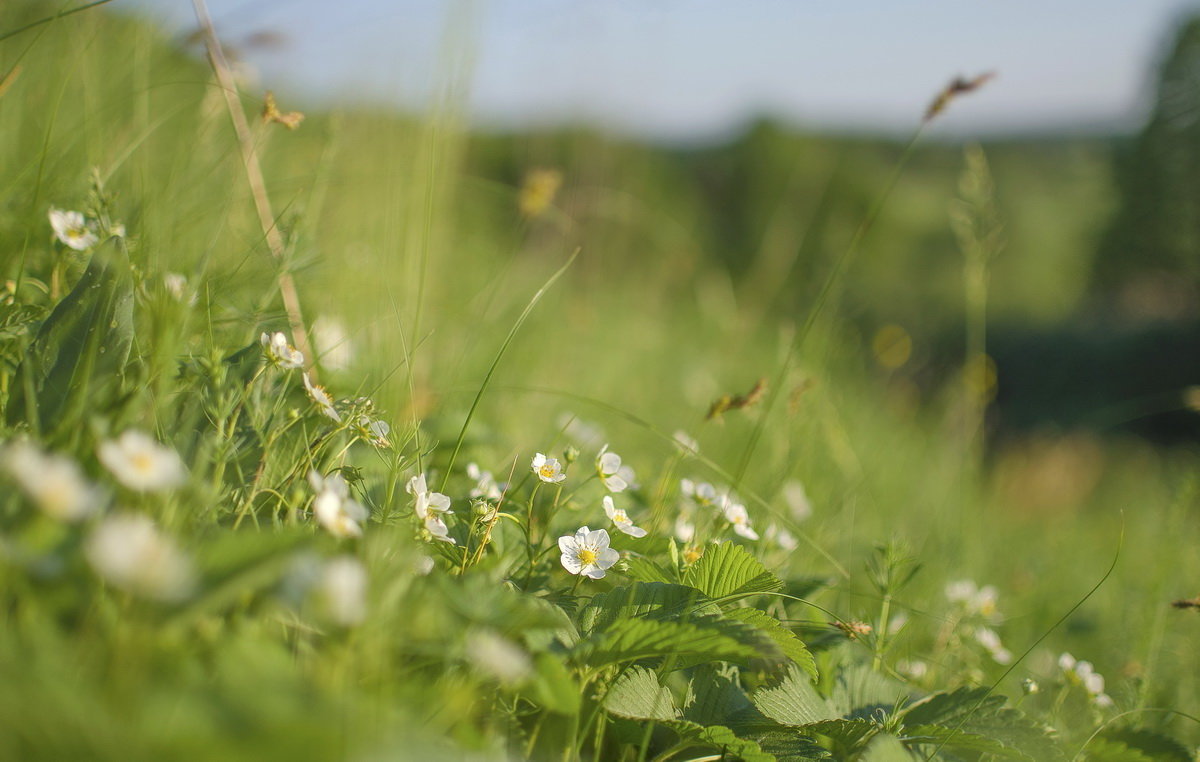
[{"xmin": 1, "ymin": 1, "xmax": 1199, "ymax": 757}]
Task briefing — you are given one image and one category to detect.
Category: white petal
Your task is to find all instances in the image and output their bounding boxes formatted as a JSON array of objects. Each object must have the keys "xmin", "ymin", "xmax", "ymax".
[
  {"xmin": 560, "ymin": 553, "xmax": 583, "ymax": 574},
  {"xmin": 602, "ymin": 496, "xmax": 616, "ymax": 520},
  {"xmin": 604, "ymin": 474, "xmax": 628, "ymax": 493},
  {"xmin": 585, "ymin": 528, "xmax": 609, "ymax": 550},
  {"xmin": 616, "ymin": 523, "xmax": 648, "ymax": 539},
  {"xmin": 558, "ymin": 534, "xmax": 578, "ymax": 554},
  {"xmin": 598, "ymin": 451, "xmax": 621, "ymax": 475},
  {"xmin": 582, "ymin": 564, "xmax": 606, "ymax": 579},
  {"xmin": 597, "ymin": 547, "xmax": 620, "ymax": 568}
]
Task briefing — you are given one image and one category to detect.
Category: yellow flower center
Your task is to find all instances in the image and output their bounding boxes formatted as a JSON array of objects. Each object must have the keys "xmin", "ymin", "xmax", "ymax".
[
  {"xmin": 131, "ymin": 452, "xmax": 155, "ymax": 473},
  {"xmin": 539, "ymin": 464, "xmax": 557, "ymax": 478},
  {"xmin": 577, "ymin": 548, "xmax": 598, "ymax": 566},
  {"xmin": 613, "ymin": 510, "xmax": 628, "ymax": 523}
]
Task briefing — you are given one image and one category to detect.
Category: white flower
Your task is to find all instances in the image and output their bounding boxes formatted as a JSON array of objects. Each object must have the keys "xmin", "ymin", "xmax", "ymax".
[
  {"xmin": 782, "ymin": 480, "xmax": 813, "ymax": 522},
  {"xmin": 48, "ymin": 208, "xmax": 98, "ymax": 250},
  {"xmin": 898, "ymin": 660, "xmax": 929, "ymax": 679},
  {"xmin": 466, "ymin": 630, "xmax": 533, "ymax": 685},
  {"xmin": 85, "ymin": 515, "xmax": 194, "ymax": 601},
  {"xmin": 531, "ymin": 452, "xmax": 566, "ymax": 484},
  {"xmin": 303, "ymin": 372, "xmax": 341, "ymax": 423},
  {"xmin": 260, "ymin": 331, "xmax": 304, "ymax": 369},
  {"xmin": 596, "ymin": 445, "xmax": 637, "ymax": 493},
  {"xmin": 721, "ymin": 500, "xmax": 759, "ymax": 540},
  {"xmin": 764, "ymin": 523, "xmax": 799, "ymax": 551},
  {"xmin": 406, "ymin": 472, "xmax": 452, "ymax": 520},
  {"xmin": 674, "ymin": 515, "xmax": 696, "ymax": 543},
  {"xmin": 603, "ymin": 495, "xmax": 647, "ymax": 538},
  {"xmin": 315, "ymin": 555, "xmax": 368, "ymax": 626},
  {"xmin": 308, "ymin": 470, "xmax": 368, "ymax": 539},
  {"xmin": 681, "ymin": 479, "xmax": 718, "ymax": 507},
  {"xmin": 2, "ymin": 442, "xmax": 103, "ymax": 521},
  {"xmin": 312, "ymin": 316, "xmax": 354, "ymax": 371},
  {"xmin": 558, "ymin": 526, "xmax": 619, "ymax": 579},
  {"xmin": 414, "ymin": 555, "xmax": 435, "ymax": 575},
  {"xmin": 97, "ymin": 430, "xmax": 186, "ymax": 492},
  {"xmin": 467, "ymin": 463, "xmax": 503, "ymax": 501},
  {"xmin": 358, "ymin": 417, "xmax": 390, "ymax": 448},
  {"xmin": 423, "ymin": 513, "xmax": 455, "ymax": 544},
  {"xmin": 406, "ymin": 472, "xmax": 454, "ymax": 543},
  {"xmin": 974, "ymin": 627, "xmax": 1013, "ymax": 665},
  {"xmin": 945, "ymin": 579, "xmax": 1000, "ymax": 619},
  {"xmin": 163, "ymin": 273, "xmax": 196, "ymax": 304},
  {"xmin": 673, "ymin": 430, "xmax": 699, "ymax": 456}
]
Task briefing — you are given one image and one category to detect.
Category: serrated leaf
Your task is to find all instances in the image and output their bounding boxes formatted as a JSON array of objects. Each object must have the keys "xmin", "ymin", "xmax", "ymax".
[
  {"xmin": 665, "ymin": 720, "xmax": 778, "ymax": 762},
  {"xmin": 830, "ymin": 663, "xmax": 908, "ymax": 720},
  {"xmin": 752, "ymin": 665, "xmax": 836, "ymax": 726},
  {"xmin": 902, "ymin": 687, "xmax": 1064, "ymax": 761},
  {"xmin": 579, "ymin": 582, "xmax": 713, "ymax": 634},
  {"xmin": 683, "ymin": 663, "xmax": 753, "ymax": 726},
  {"xmin": 805, "ymin": 718, "xmax": 880, "ymax": 752},
  {"xmin": 623, "ymin": 555, "xmax": 676, "ymax": 584},
  {"xmin": 726, "ymin": 608, "xmax": 817, "ymax": 680},
  {"xmin": 603, "ymin": 666, "xmax": 679, "ymax": 721},
  {"xmin": 575, "ymin": 617, "xmax": 762, "ymax": 669},
  {"xmin": 751, "ymin": 730, "xmax": 835, "ymax": 761},
  {"xmin": 684, "ymin": 542, "xmax": 782, "ymax": 600},
  {"xmin": 1083, "ymin": 728, "xmax": 1195, "ymax": 762}
]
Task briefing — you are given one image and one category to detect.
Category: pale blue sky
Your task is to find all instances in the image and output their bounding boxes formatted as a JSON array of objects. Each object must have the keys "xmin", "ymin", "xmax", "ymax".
[{"xmin": 126, "ymin": 0, "xmax": 1200, "ymax": 140}]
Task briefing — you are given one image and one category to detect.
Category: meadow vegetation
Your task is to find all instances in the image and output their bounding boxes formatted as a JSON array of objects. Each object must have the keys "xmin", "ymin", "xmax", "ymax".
[{"xmin": 1, "ymin": 3, "xmax": 1198, "ymax": 760}]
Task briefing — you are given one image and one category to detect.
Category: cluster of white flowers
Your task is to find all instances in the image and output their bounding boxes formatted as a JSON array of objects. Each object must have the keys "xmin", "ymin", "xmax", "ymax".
[
  {"xmin": 763, "ymin": 523, "xmax": 799, "ymax": 551},
  {"xmin": 308, "ymin": 470, "xmax": 368, "ymax": 539},
  {"xmin": 681, "ymin": 480, "xmax": 760, "ymax": 540},
  {"xmin": 1059, "ymin": 653, "xmax": 1114, "ymax": 708},
  {"xmin": 672, "ymin": 430, "xmax": 699, "ymax": 456},
  {"xmin": 260, "ymin": 331, "xmax": 304, "ymax": 370},
  {"xmin": 558, "ymin": 526, "xmax": 619, "ymax": 579},
  {"xmin": 407, "ymin": 474, "xmax": 454, "ymax": 544},
  {"xmin": 2, "ymin": 442, "xmax": 104, "ymax": 522},
  {"xmin": 945, "ymin": 579, "xmax": 1001, "ymax": 620},
  {"xmin": 973, "ymin": 626, "xmax": 1014, "ymax": 665}
]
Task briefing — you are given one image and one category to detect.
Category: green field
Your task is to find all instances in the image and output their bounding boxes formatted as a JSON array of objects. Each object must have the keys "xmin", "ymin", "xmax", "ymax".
[{"xmin": 1, "ymin": 3, "xmax": 1198, "ymax": 760}]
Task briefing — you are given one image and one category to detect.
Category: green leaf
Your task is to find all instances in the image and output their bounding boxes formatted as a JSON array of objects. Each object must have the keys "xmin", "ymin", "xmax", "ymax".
[
  {"xmin": 726, "ymin": 608, "xmax": 817, "ymax": 680},
  {"xmin": 623, "ymin": 555, "xmax": 676, "ymax": 584},
  {"xmin": 805, "ymin": 718, "xmax": 880, "ymax": 752},
  {"xmin": 683, "ymin": 542, "xmax": 782, "ymax": 600},
  {"xmin": 1083, "ymin": 728, "xmax": 1195, "ymax": 762},
  {"xmin": 861, "ymin": 733, "xmax": 917, "ymax": 762},
  {"xmin": 902, "ymin": 687, "xmax": 1064, "ymax": 761},
  {"xmin": 579, "ymin": 582, "xmax": 713, "ymax": 634},
  {"xmin": 7, "ymin": 239, "xmax": 134, "ymax": 432},
  {"xmin": 603, "ymin": 666, "xmax": 679, "ymax": 721},
  {"xmin": 683, "ymin": 663, "xmax": 753, "ymax": 726},
  {"xmin": 574, "ymin": 617, "xmax": 762, "ymax": 669},
  {"xmin": 829, "ymin": 663, "xmax": 908, "ymax": 719},
  {"xmin": 665, "ymin": 720, "xmax": 779, "ymax": 762},
  {"xmin": 751, "ymin": 730, "xmax": 834, "ymax": 761},
  {"xmin": 528, "ymin": 652, "xmax": 581, "ymax": 716},
  {"xmin": 752, "ymin": 665, "xmax": 836, "ymax": 726}
]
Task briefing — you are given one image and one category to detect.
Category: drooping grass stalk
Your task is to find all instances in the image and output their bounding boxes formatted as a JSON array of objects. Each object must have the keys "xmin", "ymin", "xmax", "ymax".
[
  {"xmin": 440, "ymin": 247, "xmax": 580, "ymax": 490},
  {"xmin": 190, "ymin": 0, "xmax": 314, "ymax": 372},
  {"xmin": 0, "ymin": 0, "xmax": 113, "ymax": 45}
]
